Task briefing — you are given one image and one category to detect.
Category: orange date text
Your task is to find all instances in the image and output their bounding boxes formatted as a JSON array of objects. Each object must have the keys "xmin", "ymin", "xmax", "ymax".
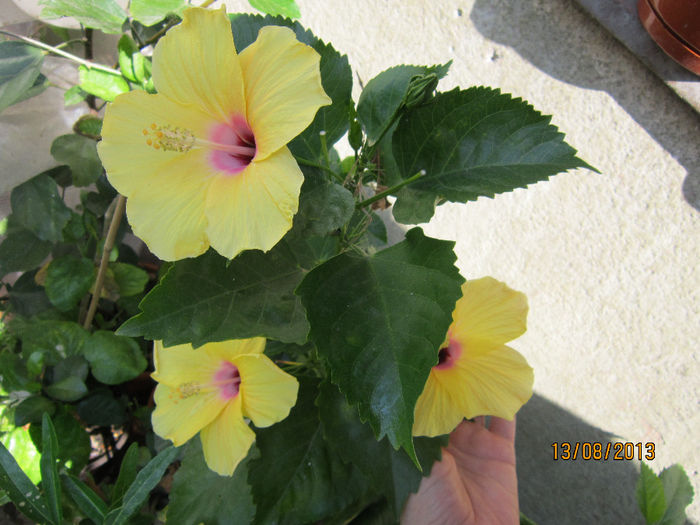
[{"xmin": 551, "ymin": 441, "xmax": 655, "ymax": 461}]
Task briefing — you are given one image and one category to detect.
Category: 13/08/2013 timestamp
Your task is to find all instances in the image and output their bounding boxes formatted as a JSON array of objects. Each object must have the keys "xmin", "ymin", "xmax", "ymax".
[{"xmin": 552, "ymin": 441, "xmax": 655, "ymax": 461}]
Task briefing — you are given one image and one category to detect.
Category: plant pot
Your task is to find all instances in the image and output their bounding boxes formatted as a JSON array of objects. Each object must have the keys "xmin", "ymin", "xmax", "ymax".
[{"xmin": 638, "ymin": 0, "xmax": 700, "ymax": 75}]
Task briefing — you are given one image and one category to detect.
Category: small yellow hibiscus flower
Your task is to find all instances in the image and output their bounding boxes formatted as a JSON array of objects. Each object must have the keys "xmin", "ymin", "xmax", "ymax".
[
  {"xmin": 151, "ymin": 337, "xmax": 298, "ymax": 476},
  {"xmin": 98, "ymin": 7, "xmax": 330, "ymax": 261},
  {"xmin": 413, "ymin": 277, "xmax": 534, "ymax": 437}
]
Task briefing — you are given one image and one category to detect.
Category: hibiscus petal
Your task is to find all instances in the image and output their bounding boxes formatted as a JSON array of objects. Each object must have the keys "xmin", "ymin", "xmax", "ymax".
[
  {"xmin": 125, "ymin": 148, "xmax": 213, "ymax": 261},
  {"xmin": 151, "ymin": 341, "xmax": 220, "ymax": 387},
  {"xmin": 204, "ymin": 146, "xmax": 303, "ymax": 258},
  {"xmin": 413, "ymin": 371, "xmax": 466, "ymax": 437},
  {"xmin": 97, "ymin": 89, "xmax": 212, "ymax": 197},
  {"xmin": 202, "ymin": 338, "xmax": 266, "ymax": 362},
  {"xmin": 152, "ymin": 383, "xmax": 226, "ymax": 446},
  {"xmin": 451, "ymin": 277, "xmax": 528, "ymax": 346},
  {"xmin": 239, "ymin": 25, "xmax": 331, "ymax": 160},
  {"xmin": 200, "ymin": 397, "xmax": 255, "ymax": 476},
  {"xmin": 450, "ymin": 340, "xmax": 533, "ymax": 421},
  {"xmin": 151, "ymin": 7, "xmax": 246, "ymax": 121},
  {"xmin": 235, "ymin": 354, "xmax": 299, "ymax": 428}
]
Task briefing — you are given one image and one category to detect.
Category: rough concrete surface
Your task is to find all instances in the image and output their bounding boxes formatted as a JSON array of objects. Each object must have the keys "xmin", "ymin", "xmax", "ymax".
[{"xmin": 1, "ymin": 0, "xmax": 698, "ymax": 523}]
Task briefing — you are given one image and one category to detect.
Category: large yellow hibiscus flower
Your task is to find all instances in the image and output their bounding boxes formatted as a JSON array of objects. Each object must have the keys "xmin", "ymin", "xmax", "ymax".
[{"xmin": 98, "ymin": 7, "xmax": 330, "ymax": 260}]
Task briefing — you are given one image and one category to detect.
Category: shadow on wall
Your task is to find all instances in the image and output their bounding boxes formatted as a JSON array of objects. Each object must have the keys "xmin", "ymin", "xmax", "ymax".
[
  {"xmin": 517, "ymin": 394, "xmax": 695, "ymax": 525},
  {"xmin": 469, "ymin": 0, "xmax": 700, "ymax": 212}
]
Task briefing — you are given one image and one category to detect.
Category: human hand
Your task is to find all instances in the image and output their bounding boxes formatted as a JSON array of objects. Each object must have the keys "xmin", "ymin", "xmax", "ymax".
[{"xmin": 402, "ymin": 416, "xmax": 519, "ymax": 525}]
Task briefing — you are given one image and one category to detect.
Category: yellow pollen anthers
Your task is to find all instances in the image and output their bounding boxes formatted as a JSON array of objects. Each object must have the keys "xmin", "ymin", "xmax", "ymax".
[
  {"xmin": 176, "ymin": 381, "xmax": 201, "ymax": 399},
  {"xmin": 142, "ymin": 122, "xmax": 196, "ymax": 153}
]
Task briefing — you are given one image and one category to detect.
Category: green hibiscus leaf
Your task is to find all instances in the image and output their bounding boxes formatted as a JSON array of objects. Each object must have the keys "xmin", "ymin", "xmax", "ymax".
[
  {"xmin": 44, "ymin": 255, "xmax": 95, "ymax": 312},
  {"xmin": 84, "ymin": 331, "xmax": 147, "ymax": 385},
  {"xmin": 356, "ymin": 63, "xmax": 450, "ymax": 186},
  {"xmin": 76, "ymin": 389, "xmax": 127, "ymax": 427},
  {"xmin": 296, "ymin": 228, "xmax": 463, "ymax": 462},
  {"xmin": 230, "ymin": 15, "xmax": 352, "ymax": 161},
  {"xmin": 14, "ymin": 395, "xmax": 55, "ymax": 426},
  {"xmin": 12, "ymin": 320, "xmax": 89, "ymax": 364},
  {"xmin": 0, "ymin": 41, "xmax": 44, "ymax": 113},
  {"xmin": 129, "ymin": 0, "xmax": 185, "ymax": 26},
  {"xmin": 167, "ymin": 440, "xmax": 256, "ymax": 525},
  {"xmin": 110, "ymin": 262, "xmax": 149, "ymax": 297},
  {"xmin": 7, "ymin": 271, "xmax": 53, "ymax": 317},
  {"xmin": 391, "ymin": 87, "xmax": 595, "ymax": 224},
  {"xmin": 292, "ymin": 167, "xmax": 354, "ymax": 237},
  {"xmin": 50, "ymin": 134, "xmax": 103, "ymax": 187},
  {"xmin": 658, "ymin": 464, "xmax": 694, "ymax": 525},
  {"xmin": 40, "ymin": 0, "xmax": 127, "ymax": 34},
  {"xmin": 0, "ymin": 228, "xmax": 52, "ymax": 276},
  {"xmin": 10, "ymin": 174, "xmax": 71, "ymax": 242},
  {"xmin": 118, "ymin": 242, "xmax": 309, "ymax": 347},
  {"xmin": 78, "ymin": 66, "xmax": 129, "ymax": 103},
  {"xmin": 248, "ymin": 0, "xmax": 300, "ymax": 18},
  {"xmin": 317, "ymin": 381, "xmax": 446, "ymax": 519},
  {"xmin": 636, "ymin": 462, "xmax": 666, "ymax": 524},
  {"xmin": 248, "ymin": 379, "xmax": 368, "ymax": 524},
  {"xmin": 45, "ymin": 375, "xmax": 88, "ymax": 402}
]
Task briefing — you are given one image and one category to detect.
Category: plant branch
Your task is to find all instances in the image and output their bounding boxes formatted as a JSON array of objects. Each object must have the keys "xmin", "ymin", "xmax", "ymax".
[
  {"xmin": 355, "ymin": 169, "xmax": 426, "ymax": 209},
  {"xmin": 0, "ymin": 30, "xmax": 121, "ymax": 75},
  {"xmin": 83, "ymin": 195, "xmax": 126, "ymax": 330},
  {"xmin": 296, "ymin": 156, "xmax": 345, "ymax": 184}
]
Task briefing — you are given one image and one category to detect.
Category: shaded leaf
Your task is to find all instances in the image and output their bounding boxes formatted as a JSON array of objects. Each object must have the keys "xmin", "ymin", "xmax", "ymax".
[
  {"xmin": 44, "ymin": 255, "xmax": 95, "ymax": 312},
  {"xmin": 110, "ymin": 262, "xmax": 149, "ymax": 297},
  {"xmin": 659, "ymin": 464, "xmax": 694, "ymax": 525},
  {"xmin": 40, "ymin": 0, "xmax": 127, "ymax": 34},
  {"xmin": 391, "ymin": 87, "xmax": 594, "ymax": 223},
  {"xmin": 248, "ymin": 379, "xmax": 368, "ymax": 524},
  {"xmin": 50, "ymin": 133, "xmax": 103, "ymax": 186},
  {"xmin": 293, "ymin": 167, "xmax": 354, "ymax": 236},
  {"xmin": 118, "ymin": 242, "xmax": 309, "ymax": 347},
  {"xmin": 7, "ymin": 271, "xmax": 53, "ymax": 317},
  {"xmin": 104, "ymin": 446, "xmax": 178, "ymax": 525},
  {"xmin": 0, "ymin": 41, "xmax": 44, "ymax": 113},
  {"xmin": 14, "ymin": 396, "xmax": 55, "ymax": 426},
  {"xmin": 77, "ymin": 389, "xmax": 127, "ymax": 427},
  {"xmin": 318, "ymin": 381, "xmax": 446, "ymax": 518},
  {"xmin": 110, "ymin": 443, "xmax": 141, "ymax": 509},
  {"xmin": 62, "ymin": 473, "xmax": 108, "ymax": 524},
  {"xmin": 10, "ymin": 174, "xmax": 71, "ymax": 242},
  {"xmin": 0, "ymin": 228, "xmax": 52, "ymax": 276},
  {"xmin": 84, "ymin": 331, "xmax": 147, "ymax": 385},
  {"xmin": 297, "ymin": 228, "xmax": 463, "ymax": 460},
  {"xmin": 167, "ymin": 440, "xmax": 256, "ymax": 525},
  {"xmin": 40, "ymin": 414, "xmax": 62, "ymax": 525}
]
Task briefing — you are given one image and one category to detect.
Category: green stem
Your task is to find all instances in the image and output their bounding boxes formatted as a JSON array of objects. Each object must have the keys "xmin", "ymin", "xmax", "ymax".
[
  {"xmin": 296, "ymin": 156, "xmax": 345, "ymax": 184},
  {"xmin": 83, "ymin": 195, "xmax": 126, "ymax": 330},
  {"xmin": 355, "ymin": 169, "xmax": 425, "ymax": 209},
  {"xmin": 0, "ymin": 30, "xmax": 120, "ymax": 75}
]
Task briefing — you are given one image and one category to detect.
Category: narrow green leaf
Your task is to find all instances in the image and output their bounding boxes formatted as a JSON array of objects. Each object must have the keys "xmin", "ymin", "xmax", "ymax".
[
  {"xmin": 78, "ymin": 65, "xmax": 129, "ymax": 102},
  {"xmin": 248, "ymin": 380, "xmax": 368, "ymax": 524},
  {"xmin": 84, "ymin": 331, "xmax": 147, "ymax": 385},
  {"xmin": 104, "ymin": 445, "xmax": 178, "ymax": 525},
  {"xmin": 10, "ymin": 174, "xmax": 71, "ymax": 242},
  {"xmin": 0, "ymin": 228, "xmax": 52, "ymax": 276},
  {"xmin": 167, "ymin": 440, "xmax": 256, "ymax": 525},
  {"xmin": 118, "ymin": 242, "xmax": 309, "ymax": 347},
  {"xmin": 40, "ymin": 0, "xmax": 127, "ymax": 34},
  {"xmin": 61, "ymin": 473, "xmax": 108, "ymax": 524},
  {"xmin": 637, "ymin": 462, "xmax": 666, "ymax": 524},
  {"xmin": 297, "ymin": 228, "xmax": 464, "ymax": 461},
  {"xmin": 248, "ymin": 0, "xmax": 301, "ymax": 18},
  {"xmin": 50, "ymin": 133, "xmax": 103, "ymax": 186},
  {"xmin": 317, "ymin": 381, "xmax": 446, "ymax": 519},
  {"xmin": 0, "ymin": 441, "xmax": 50, "ymax": 523},
  {"xmin": 117, "ymin": 35, "xmax": 138, "ymax": 82},
  {"xmin": 659, "ymin": 464, "xmax": 694, "ymax": 525},
  {"xmin": 391, "ymin": 87, "xmax": 595, "ymax": 223},
  {"xmin": 44, "ymin": 255, "xmax": 95, "ymax": 312},
  {"xmin": 110, "ymin": 442, "xmax": 140, "ymax": 509},
  {"xmin": 0, "ymin": 41, "xmax": 44, "ymax": 113},
  {"xmin": 129, "ymin": 0, "xmax": 186, "ymax": 25},
  {"xmin": 230, "ymin": 15, "xmax": 352, "ymax": 161},
  {"xmin": 40, "ymin": 414, "xmax": 62, "ymax": 525}
]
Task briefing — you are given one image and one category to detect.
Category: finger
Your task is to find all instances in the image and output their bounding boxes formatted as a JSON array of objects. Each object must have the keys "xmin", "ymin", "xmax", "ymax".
[{"xmin": 489, "ymin": 415, "xmax": 516, "ymax": 442}]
